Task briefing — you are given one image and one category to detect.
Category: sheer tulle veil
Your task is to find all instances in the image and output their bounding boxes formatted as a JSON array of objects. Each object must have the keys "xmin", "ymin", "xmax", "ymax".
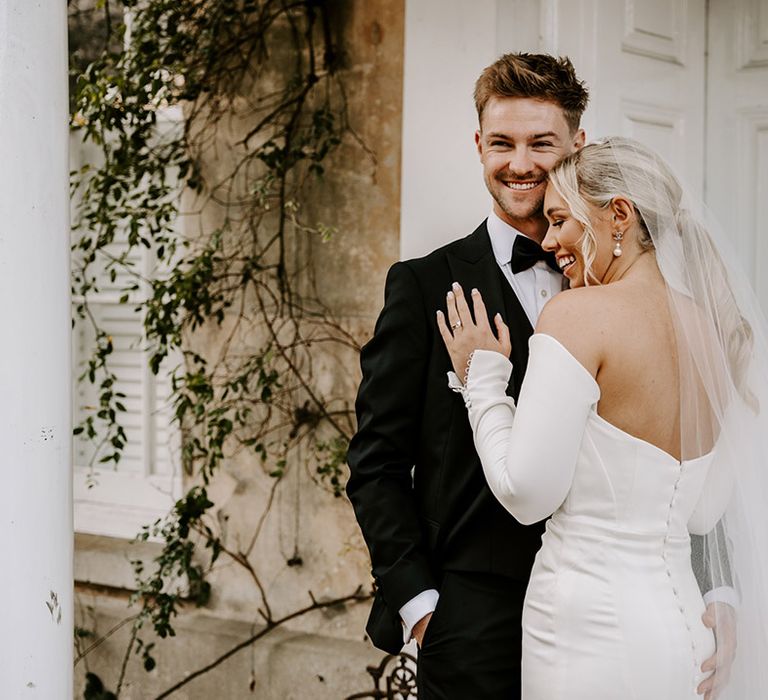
[{"xmin": 549, "ymin": 137, "xmax": 768, "ymax": 698}]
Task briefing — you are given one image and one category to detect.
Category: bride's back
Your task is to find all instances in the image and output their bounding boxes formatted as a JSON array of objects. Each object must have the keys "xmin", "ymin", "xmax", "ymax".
[
  {"xmin": 537, "ymin": 257, "xmax": 716, "ymax": 461},
  {"xmin": 592, "ymin": 277, "xmax": 682, "ymax": 458}
]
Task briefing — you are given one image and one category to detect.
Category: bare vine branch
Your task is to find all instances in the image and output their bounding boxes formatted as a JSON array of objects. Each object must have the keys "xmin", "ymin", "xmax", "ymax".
[
  {"xmin": 69, "ymin": 0, "xmax": 370, "ymax": 691},
  {"xmin": 154, "ymin": 588, "xmax": 372, "ymax": 699}
]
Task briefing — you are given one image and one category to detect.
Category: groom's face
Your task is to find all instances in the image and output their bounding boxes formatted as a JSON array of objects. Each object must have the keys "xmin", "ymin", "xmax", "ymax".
[{"xmin": 476, "ymin": 97, "xmax": 584, "ymax": 239}]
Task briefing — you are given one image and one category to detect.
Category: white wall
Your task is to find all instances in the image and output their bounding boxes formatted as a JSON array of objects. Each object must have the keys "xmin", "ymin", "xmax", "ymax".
[{"xmin": 400, "ymin": 1, "xmax": 512, "ymax": 259}]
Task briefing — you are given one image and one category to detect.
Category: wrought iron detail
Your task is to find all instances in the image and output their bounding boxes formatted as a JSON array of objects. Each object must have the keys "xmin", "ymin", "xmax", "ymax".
[{"xmin": 345, "ymin": 652, "xmax": 418, "ymax": 699}]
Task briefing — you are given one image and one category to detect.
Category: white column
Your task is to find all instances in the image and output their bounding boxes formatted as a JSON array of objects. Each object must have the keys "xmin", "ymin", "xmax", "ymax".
[{"xmin": 0, "ymin": 1, "xmax": 73, "ymax": 696}]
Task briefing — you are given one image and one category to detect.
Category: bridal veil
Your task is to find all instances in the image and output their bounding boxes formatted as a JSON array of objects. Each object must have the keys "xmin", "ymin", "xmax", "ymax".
[{"xmin": 549, "ymin": 137, "xmax": 768, "ymax": 698}]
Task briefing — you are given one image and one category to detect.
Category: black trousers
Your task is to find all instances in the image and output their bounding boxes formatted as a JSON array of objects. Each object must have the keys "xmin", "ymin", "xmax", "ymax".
[{"xmin": 417, "ymin": 571, "xmax": 527, "ymax": 699}]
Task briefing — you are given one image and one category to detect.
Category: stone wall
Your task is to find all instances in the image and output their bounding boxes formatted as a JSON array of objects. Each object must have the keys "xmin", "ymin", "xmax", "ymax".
[{"xmin": 73, "ymin": 1, "xmax": 404, "ymax": 696}]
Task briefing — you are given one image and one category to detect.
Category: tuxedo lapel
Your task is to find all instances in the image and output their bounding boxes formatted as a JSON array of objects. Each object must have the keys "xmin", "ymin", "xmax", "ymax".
[
  {"xmin": 446, "ymin": 221, "xmax": 534, "ymax": 398},
  {"xmin": 439, "ymin": 223, "xmax": 538, "ymax": 556},
  {"xmin": 446, "ymin": 221, "xmax": 509, "ymax": 327},
  {"xmin": 497, "ymin": 265, "xmax": 534, "ymax": 399}
]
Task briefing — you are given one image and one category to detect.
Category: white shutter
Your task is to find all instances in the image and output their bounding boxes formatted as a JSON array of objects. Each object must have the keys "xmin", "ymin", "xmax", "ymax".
[{"xmin": 71, "ymin": 133, "xmax": 181, "ymax": 540}]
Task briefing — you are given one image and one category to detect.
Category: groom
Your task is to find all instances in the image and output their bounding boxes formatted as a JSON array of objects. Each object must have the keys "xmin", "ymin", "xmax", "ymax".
[
  {"xmin": 347, "ymin": 52, "xmax": 734, "ymax": 699},
  {"xmin": 347, "ymin": 53, "xmax": 587, "ymax": 698}
]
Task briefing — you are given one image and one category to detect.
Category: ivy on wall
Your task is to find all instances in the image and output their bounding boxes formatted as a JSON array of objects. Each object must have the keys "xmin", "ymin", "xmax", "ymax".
[{"xmin": 69, "ymin": 0, "xmax": 369, "ymax": 694}]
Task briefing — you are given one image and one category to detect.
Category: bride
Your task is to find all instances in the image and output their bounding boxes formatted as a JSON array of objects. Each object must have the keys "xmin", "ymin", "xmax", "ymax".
[{"xmin": 437, "ymin": 137, "xmax": 768, "ymax": 699}]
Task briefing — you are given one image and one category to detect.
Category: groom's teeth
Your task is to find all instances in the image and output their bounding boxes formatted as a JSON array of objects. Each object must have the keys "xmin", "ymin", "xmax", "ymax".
[{"xmin": 505, "ymin": 181, "xmax": 540, "ymax": 190}]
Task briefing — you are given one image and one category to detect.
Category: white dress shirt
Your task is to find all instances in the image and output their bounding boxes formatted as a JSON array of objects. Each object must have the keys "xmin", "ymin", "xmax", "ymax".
[
  {"xmin": 486, "ymin": 210, "xmax": 566, "ymax": 326},
  {"xmin": 399, "ymin": 212, "xmax": 565, "ymax": 643}
]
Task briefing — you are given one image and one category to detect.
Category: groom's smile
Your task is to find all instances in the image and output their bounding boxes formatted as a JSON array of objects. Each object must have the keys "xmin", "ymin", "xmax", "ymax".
[
  {"xmin": 502, "ymin": 179, "xmax": 545, "ymax": 191},
  {"xmin": 496, "ymin": 174, "xmax": 549, "ymax": 219}
]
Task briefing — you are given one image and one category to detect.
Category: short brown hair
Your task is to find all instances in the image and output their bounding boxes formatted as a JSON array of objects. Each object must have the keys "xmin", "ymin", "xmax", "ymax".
[{"xmin": 474, "ymin": 53, "xmax": 589, "ymax": 133}]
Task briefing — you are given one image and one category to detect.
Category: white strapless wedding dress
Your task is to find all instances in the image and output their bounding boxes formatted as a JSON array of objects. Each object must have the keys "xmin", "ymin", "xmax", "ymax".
[
  {"xmin": 523, "ymin": 406, "xmax": 716, "ymax": 699},
  {"xmin": 452, "ymin": 334, "xmax": 727, "ymax": 700}
]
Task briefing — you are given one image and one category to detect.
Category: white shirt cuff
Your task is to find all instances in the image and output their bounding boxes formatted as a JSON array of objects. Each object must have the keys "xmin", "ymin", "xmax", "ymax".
[
  {"xmin": 399, "ymin": 589, "xmax": 439, "ymax": 644},
  {"xmin": 703, "ymin": 586, "xmax": 740, "ymax": 610}
]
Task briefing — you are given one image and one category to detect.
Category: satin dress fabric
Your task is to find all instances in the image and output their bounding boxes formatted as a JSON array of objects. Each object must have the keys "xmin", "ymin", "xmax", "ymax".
[{"xmin": 452, "ymin": 334, "xmax": 719, "ymax": 700}]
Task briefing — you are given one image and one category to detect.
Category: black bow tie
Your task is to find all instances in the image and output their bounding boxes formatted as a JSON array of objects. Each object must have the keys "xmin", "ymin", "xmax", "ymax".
[{"xmin": 509, "ymin": 235, "xmax": 560, "ymax": 274}]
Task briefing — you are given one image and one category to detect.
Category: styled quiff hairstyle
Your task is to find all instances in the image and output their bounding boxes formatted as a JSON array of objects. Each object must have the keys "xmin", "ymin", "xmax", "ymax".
[{"xmin": 474, "ymin": 53, "xmax": 589, "ymax": 133}]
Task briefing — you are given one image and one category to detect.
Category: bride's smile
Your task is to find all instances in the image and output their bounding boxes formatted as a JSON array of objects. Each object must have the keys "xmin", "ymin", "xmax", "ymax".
[{"xmin": 542, "ymin": 182, "xmax": 647, "ymax": 287}]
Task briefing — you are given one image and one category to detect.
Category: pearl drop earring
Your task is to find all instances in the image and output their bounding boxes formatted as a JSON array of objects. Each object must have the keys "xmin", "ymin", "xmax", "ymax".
[{"xmin": 612, "ymin": 231, "xmax": 623, "ymax": 257}]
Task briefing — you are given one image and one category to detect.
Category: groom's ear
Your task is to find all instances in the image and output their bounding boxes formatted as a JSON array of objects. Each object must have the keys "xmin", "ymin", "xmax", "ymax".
[
  {"xmin": 571, "ymin": 128, "xmax": 586, "ymax": 152},
  {"xmin": 475, "ymin": 129, "xmax": 483, "ymax": 157}
]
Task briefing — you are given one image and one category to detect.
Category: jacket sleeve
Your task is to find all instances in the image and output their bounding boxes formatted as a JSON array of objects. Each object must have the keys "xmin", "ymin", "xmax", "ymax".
[{"xmin": 346, "ymin": 261, "xmax": 438, "ymax": 613}]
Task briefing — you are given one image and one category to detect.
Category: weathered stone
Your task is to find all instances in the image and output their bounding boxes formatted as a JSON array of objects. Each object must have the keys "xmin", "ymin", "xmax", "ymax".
[{"xmin": 73, "ymin": 1, "xmax": 405, "ymax": 695}]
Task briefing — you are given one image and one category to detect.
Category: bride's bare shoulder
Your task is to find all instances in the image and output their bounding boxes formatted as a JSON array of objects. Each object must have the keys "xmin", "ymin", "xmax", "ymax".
[
  {"xmin": 535, "ymin": 287, "xmax": 618, "ymax": 375},
  {"xmin": 536, "ymin": 286, "xmax": 615, "ymax": 332}
]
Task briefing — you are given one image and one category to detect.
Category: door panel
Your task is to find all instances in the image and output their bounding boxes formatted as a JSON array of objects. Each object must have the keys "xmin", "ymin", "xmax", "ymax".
[
  {"xmin": 548, "ymin": 0, "xmax": 706, "ymax": 193},
  {"xmin": 623, "ymin": 0, "xmax": 690, "ymax": 64},
  {"xmin": 706, "ymin": 0, "xmax": 768, "ymax": 306}
]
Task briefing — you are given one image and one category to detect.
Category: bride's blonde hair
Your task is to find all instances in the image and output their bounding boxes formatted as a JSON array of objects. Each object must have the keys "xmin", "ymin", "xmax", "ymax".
[
  {"xmin": 548, "ymin": 137, "xmax": 756, "ymax": 411},
  {"xmin": 547, "ymin": 138, "xmax": 667, "ymax": 286}
]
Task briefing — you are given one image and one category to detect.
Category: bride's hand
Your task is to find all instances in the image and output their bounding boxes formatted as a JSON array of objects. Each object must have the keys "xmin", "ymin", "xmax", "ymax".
[
  {"xmin": 698, "ymin": 602, "xmax": 737, "ymax": 699},
  {"xmin": 437, "ymin": 282, "xmax": 511, "ymax": 377}
]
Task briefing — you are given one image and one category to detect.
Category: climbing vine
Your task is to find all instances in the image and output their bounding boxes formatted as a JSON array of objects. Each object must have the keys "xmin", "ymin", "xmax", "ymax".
[{"xmin": 69, "ymin": 0, "xmax": 369, "ymax": 694}]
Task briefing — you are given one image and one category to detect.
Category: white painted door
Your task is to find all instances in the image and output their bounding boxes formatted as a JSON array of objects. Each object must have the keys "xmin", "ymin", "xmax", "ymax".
[
  {"xmin": 706, "ymin": 0, "xmax": 768, "ymax": 306},
  {"xmin": 538, "ymin": 0, "xmax": 707, "ymax": 194}
]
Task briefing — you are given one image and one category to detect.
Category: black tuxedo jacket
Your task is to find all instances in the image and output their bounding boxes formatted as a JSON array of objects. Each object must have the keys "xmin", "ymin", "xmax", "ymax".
[{"xmin": 347, "ymin": 221, "xmax": 547, "ymax": 653}]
